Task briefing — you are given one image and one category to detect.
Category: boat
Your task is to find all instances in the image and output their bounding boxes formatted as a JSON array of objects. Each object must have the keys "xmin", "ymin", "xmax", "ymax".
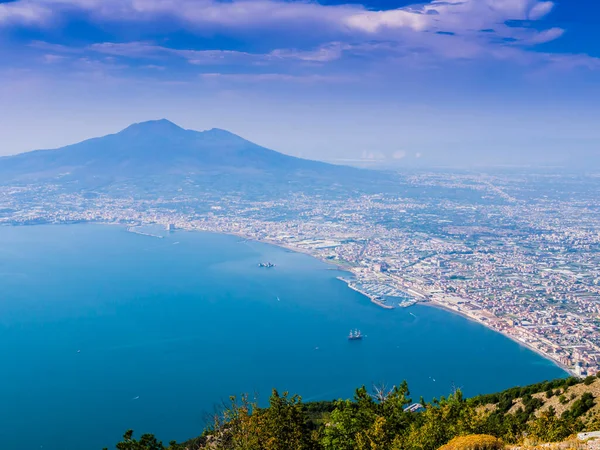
[
  {"xmin": 348, "ymin": 329, "xmax": 363, "ymax": 340},
  {"xmin": 258, "ymin": 262, "xmax": 275, "ymax": 268}
]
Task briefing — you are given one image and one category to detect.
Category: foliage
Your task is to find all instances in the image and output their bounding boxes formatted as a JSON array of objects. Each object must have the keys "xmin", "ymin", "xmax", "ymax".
[
  {"xmin": 563, "ymin": 393, "xmax": 595, "ymax": 420},
  {"xmin": 528, "ymin": 407, "xmax": 580, "ymax": 444},
  {"xmin": 469, "ymin": 378, "xmax": 580, "ymax": 408},
  {"xmin": 103, "ymin": 430, "xmax": 187, "ymax": 450},
  {"xmin": 108, "ymin": 377, "xmax": 600, "ymax": 450}
]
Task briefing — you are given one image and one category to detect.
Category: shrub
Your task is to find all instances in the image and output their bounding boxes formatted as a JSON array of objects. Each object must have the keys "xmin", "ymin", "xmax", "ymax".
[
  {"xmin": 563, "ymin": 392, "xmax": 595, "ymax": 420},
  {"xmin": 584, "ymin": 376, "xmax": 596, "ymax": 386},
  {"xmin": 438, "ymin": 434, "xmax": 504, "ymax": 450}
]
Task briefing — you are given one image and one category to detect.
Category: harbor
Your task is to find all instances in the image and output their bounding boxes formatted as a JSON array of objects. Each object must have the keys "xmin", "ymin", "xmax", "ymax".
[{"xmin": 338, "ymin": 277, "xmax": 416, "ymax": 310}]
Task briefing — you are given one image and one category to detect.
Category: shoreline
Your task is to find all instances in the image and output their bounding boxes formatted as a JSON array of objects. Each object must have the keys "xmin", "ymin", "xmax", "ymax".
[
  {"xmin": 420, "ymin": 300, "xmax": 574, "ymax": 377},
  {"xmin": 3, "ymin": 221, "xmax": 575, "ymax": 377},
  {"xmin": 246, "ymin": 231, "xmax": 575, "ymax": 377},
  {"xmin": 226, "ymin": 228, "xmax": 575, "ymax": 377}
]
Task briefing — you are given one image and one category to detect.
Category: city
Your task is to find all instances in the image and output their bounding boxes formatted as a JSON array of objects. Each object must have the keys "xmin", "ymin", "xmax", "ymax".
[{"xmin": 2, "ymin": 170, "xmax": 599, "ymax": 377}]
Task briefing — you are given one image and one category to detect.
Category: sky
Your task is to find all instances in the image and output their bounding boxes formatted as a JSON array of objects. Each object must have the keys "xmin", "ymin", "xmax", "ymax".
[{"xmin": 0, "ymin": 0, "xmax": 599, "ymax": 167}]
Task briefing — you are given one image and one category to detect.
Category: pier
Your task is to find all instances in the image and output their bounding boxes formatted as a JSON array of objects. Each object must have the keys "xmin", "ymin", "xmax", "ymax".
[{"xmin": 344, "ymin": 281, "xmax": 395, "ymax": 310}]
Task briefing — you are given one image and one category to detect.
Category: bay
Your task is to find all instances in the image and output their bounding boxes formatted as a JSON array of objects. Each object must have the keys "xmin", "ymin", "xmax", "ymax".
[{"xmin": 0, "ymin": 224, "xmax": 566, "ymax": 450}]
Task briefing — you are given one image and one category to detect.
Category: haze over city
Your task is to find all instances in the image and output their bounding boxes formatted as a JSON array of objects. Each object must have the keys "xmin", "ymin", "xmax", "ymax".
[{"xmin": 1, "ymin": 0, "xmax": 599, "ymax": 167}]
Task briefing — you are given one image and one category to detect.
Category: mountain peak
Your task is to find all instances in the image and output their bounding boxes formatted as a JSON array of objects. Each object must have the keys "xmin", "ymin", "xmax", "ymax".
[{"xmin": 119, "ymin": 119, "xmax": 186, "ymax": 136}]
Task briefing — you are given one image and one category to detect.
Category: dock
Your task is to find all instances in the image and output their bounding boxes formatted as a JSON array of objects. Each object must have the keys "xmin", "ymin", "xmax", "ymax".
[{"xmin": 346, "ymin": 282, "xmax": 395, "ymax": 309}]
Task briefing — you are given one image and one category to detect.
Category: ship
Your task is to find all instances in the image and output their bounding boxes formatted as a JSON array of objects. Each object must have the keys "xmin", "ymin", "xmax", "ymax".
[
  {"xmin": 258, "ymin": 262, "xmax": 275, "ymax": 268},
  {"xmin": 348, "ymin": 329, "xmax": 363, "ymax": 340}
]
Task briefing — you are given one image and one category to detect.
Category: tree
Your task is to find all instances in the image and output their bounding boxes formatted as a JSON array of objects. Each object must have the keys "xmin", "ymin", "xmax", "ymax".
[
  {"xmin": 528, "ymin": 407, "xmax": 577, "ymax": 444},
  {"xmin": 262, "ymin": 389, "xmax": 313, "ymax": 450},
  {"xmin": 106, "ymin": 430, "xmax": 185, "ymax": 450},
  {"xmin": 322, "ymin": 395, "xmax": 372, "ymax": 449}
]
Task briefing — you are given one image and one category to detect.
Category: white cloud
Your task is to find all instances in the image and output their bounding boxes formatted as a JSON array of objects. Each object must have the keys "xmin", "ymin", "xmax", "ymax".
[
  {"xmin": 345, "ymin": 9, "xmax": 429, "ymax": 33},
  {"xmin": 8, "ymin": 0, "xmax": 597, "ymax": 73},
  {"xmin": 7, "ymin": 0, "xmax": 354, "ymax": 30},
  {"xmin": 361, "ymin": 150, "xmax": 386, "ymax": 160},
  {"xmin": 0, "ymin": 0, "xmax": 558, "ymax": 38},
  {"xmin": 0, "ymin": 1, "xmax": 51, "ymax": 25},
  {"xmin": 199, "ymin": 72, "xmax": 355, "ymax": 83},
  {"xmin": 343, "ymin": 0, "xmax": 557, "ymax": 35},
  {"xmin": 268, "ymin": 43, "xmax": 347, "ymax": 63},
  {"xmin": 528, "ymin": 27, "xmax": 565, "ymax": 45},
  {"xmin": 63, "ymin": 41, "xmax": 350, "ymax": 65},
  {"xmin": 529, "ymin": 1, "xmax": 555, "ymax": 20},
  {"xmin": 43, "ymin": 53, "xmax": 67, "ymax": 63}
]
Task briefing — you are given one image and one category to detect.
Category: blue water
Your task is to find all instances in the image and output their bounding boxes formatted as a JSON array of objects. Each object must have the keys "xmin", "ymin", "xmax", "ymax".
[{"xmin": 0, "ymin": 224, "xmax": 566, "ymax": 450}]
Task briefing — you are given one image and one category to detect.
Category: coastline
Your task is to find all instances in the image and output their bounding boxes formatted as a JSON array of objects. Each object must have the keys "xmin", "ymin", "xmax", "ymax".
[
  {"xmin": 420, "ymin": 300, "xmax": 574, "ymax": 377},
  {"xmin": 220, "ymin": 228, "xmax": 575, "ymax": 377},
  {"xmin": 3, "ymin": 221, "xmax": 575, "ymax": 377},
  {"xmin": 235, "ymin": 231, "xmax": 575, "ymax": 377}
]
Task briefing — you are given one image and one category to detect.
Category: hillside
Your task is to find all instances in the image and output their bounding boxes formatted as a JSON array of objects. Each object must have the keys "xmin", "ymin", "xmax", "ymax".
[{"xmin": 107, "ymin": 375, "xmax": 600, "ymax": 450}]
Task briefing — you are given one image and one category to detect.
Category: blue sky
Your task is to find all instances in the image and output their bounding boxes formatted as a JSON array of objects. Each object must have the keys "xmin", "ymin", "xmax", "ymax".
[{"xmin": 1, "ymin": 0, "xmax": 599, "ymax": 167}]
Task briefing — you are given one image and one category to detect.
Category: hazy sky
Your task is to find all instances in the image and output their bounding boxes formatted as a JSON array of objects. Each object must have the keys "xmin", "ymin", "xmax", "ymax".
[{"xmin": 1, "ymin": 0, "xmax": 599, "ymax": 167}]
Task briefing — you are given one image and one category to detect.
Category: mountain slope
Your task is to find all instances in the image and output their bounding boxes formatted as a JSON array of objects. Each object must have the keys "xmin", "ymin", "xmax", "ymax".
[
  {"xmin": 110, "ymin": 375, "xmax": 600, "ymax": 450},
  {"xmin": 0, "ymin": 119, "xmax": 364, "ymax": 183}
]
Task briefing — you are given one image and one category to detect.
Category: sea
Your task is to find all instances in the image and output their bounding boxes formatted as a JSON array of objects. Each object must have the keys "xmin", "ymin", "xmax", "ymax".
[{"xmin": 0, "ymin": 224, "xmax": 567, "ymax": 450}]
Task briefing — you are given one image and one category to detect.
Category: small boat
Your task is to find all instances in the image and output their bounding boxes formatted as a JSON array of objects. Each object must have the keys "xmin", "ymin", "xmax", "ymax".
[
  {"xmin": 258, "ymin": 262, "xmax": 275, "ymax": 268},
  {"xmin": 348, "ymin": 329, "xmax": 363, "ymax": 340}
]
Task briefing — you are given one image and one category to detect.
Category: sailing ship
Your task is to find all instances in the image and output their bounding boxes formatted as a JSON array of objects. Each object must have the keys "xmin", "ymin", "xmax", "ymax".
[
  {"xmin": 258, "ymin": 262, "xmax": 275, "ymax": 268},
  {"xmin": 348, "ymin": 329, "xmax": 363, "ymax": 340}
]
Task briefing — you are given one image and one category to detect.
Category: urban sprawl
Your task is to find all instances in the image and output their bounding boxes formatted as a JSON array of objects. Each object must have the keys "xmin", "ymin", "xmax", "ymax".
[{"xmin": 2, "ymin": 171, "xmax": 600, "ymax": 377}]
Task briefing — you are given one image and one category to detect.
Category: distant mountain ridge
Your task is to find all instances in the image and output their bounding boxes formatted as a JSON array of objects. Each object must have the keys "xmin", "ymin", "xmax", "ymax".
[{"xmin": 0, "ymin": 119, "xmax": 366, "ymax": 184}]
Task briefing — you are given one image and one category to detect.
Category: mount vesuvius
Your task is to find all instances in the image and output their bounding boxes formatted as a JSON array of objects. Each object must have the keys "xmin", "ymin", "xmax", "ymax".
[{"xmin": 0, "ymin": 119, "xmax": 373, "ymax": 187}]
